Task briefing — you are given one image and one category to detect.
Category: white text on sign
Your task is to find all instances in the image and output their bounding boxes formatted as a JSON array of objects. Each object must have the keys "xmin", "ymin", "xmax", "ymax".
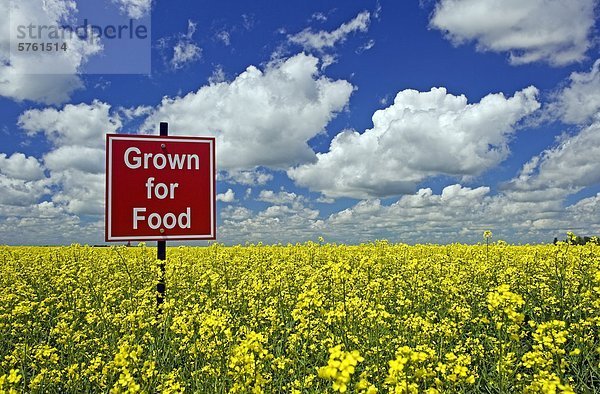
[{"xmin": 125, "ymin": 147, "xmax": 199, "ymax": 231}]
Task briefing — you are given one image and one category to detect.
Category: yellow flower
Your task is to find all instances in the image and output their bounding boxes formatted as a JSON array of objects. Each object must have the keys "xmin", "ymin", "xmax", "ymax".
[
  {"xmin": 7, "ymin": 370, "xmax": 21, "ymax": 385},
  {"xmin": 569, "ymin": 348, "xmax": 581, "ymax": 356},
  {"xmin": 318, "ymin": 345, "xmax": 363, "ymax": 393},
  {"xmin": 1, "ymin": 241, "xmax": 598, "ymax": 392}
]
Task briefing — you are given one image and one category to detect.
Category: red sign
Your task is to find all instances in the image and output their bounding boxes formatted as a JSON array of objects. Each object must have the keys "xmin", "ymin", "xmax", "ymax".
[{"xmin": 106, "ymin": 134, "xmax": 215, "ymax": 241}]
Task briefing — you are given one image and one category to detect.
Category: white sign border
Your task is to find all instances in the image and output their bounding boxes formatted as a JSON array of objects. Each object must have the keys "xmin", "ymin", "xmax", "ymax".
[{"xmin": 106, "ymin": 135, "xmax": 216, "ymax": 242}]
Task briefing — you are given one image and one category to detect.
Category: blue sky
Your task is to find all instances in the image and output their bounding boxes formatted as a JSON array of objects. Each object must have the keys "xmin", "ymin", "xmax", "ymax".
[{"xmin": 1, "ymin": 0, "xmax": 599, "ymax": 245}]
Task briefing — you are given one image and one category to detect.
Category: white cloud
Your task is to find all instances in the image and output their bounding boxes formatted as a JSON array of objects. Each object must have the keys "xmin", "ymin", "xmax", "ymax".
[
  {"xmin": 258, "ymin": 189, "xmax": 305, "ymax": 206},
  {"xmin": 171, "ymin": 20, "xmax": 202, "ymax": 70},
  {"xmin": 143, "ymin": 53, "xmax": 353, "ymax": 170},
  {"xmin": 0, "ymin": 152, "xmax": 45, "ymax": 181},
  {"xmin": 43, "ymin": 146, "xmax": 105, "ymax": 174},
  {"xmin": 567, "ymin": 193, "xmax": 600, "ymax": 231},
  {"xmin": 430, "ymin": 0, "xmax": 597, "ymax": 66},
  {"xmin": 289, "ymin": 86, "xmax": 540, "ymax": 199},
  {"xmin": 214, "ymin": 112, "xmax": 600, "ymax": 244},
  {"xmin": 217, "ymin": 188, "xmax": 236, "ymax": 203},
  {"xmin": 219, "ymin": 198, "xmax": 322, "ymax": 244},
  {"xmin": 216, "ymin": 31, "xmax": 231, "ymax": 46},
  {"xmin": 221, "ymin": 205, "xmax": 252, "ymax": 221},
  {"xmin": 208, "ymin": 65, "xmax": 226, "ymax": 84},
  {"xmin": 320, "ymin": 54, "xmax": 338, "ymax": 70},
  {"xmin": 316, "ymin": 195, "xmax": 335, "ymax": 204},
  {"xmin": 311, "ymin": 12, "xmax": 328, "ymax": 23},
  {"xmin": 120, "ymin": 105, "xmax": 153, "ymax": 120},
  {"xmin": 289, "ymin": 11, "xmax": 371, "ymax": 51},
  {"xmin": 0, "ymin": 174, "xmax": 49, "ymax": 207},
  {"xmin": 172, "ymin": 42, "xmax": 202, "ymax": 70},
  {"xmin": 18, "ymin": 100, "xmax": 121, "ymax": 148},
  {"xmin": 326, "ymin": 185, "xmax": 493, "ymax": 240},
  {"xmin": 49, "ymin": 171, "xmax": 105, "ymax": 215},
  {"xmin": 17, "ymin": 101, "xmax": 121, "ymax": 216},
  {"xmin": 0, "ymin": 0, "xmax": 102, "ymax": 104},
  {"xmin": 112, "ymin": 0, "xmax": 152, "ymax": 19},
  {"xmin": 0, "ymin": 72, "xmax": 83, "ymax": 105},
  {"xmin": 503, "ymin": 119, "xmax": 600, "ymax": 201},
  {"xmin": 216, "ymin": 181, "xmax": 600, "ymax": 245},
  {"xmin": 220, "ymin": 170, "xmax": 273, "ymax": 186},
  {"xmin": 0, "ymin": 200, "xmax": 61, "ymax": 219},
  {"xmin": 0, "ymin": 153, "xmax": 48, "ymax": 210},
  {"xmin": 4, "ymin": 53, "xmax": 352, "ymax": 242},
  {"xmin": 0, "ymin": 200, "xmax": 101, "ymax": 245},
  {"xmin": 356, "ymin": 39, "xmax": 375, "ymax": 54},
  {"xmin": 319, "ymin": 183, "xmax": 598, "ymax": 244},
  {"xmin": 554, "ymin": 59, "xmax": 600, "ymax": 124},
  {"xmin": 1, "ymin": 102, "xmax": 122, "ymax": 240}
]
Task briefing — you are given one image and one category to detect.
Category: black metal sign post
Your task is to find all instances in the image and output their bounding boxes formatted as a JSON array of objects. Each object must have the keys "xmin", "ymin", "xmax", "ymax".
[{"xmin": 157, "ymin": 122, "xmax": 168, "ymax": 312}]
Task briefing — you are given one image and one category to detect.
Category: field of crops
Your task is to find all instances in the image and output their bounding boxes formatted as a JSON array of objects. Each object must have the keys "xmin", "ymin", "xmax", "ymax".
[{"xmin": 1, "ymin": 241, "xmax": 599, "ymax": 393}]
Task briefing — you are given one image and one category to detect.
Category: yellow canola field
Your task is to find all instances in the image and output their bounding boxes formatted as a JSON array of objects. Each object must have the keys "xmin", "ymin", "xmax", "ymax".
[{"xmin": 0, "ymin": 242, "xmax": 599, "ymax": 393}]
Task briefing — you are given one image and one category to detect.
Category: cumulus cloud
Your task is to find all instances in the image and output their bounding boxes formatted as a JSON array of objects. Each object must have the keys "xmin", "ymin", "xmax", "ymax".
[
  {"xmin": 0, "ymin": 200, "xmax": 99, "ymax": 245},
  {"xmin": 18, "ymin": 101, "xmax": 121, "ymax": 148},
  {"xmin": 258, "ymin": 189, "xmax": 305, "ymax": 206},
  {"xmin": 43, "ymin": 146, "xmax": 105, "ymax": 174},
  {"xmin": 567, "ymin": 193, "xmax": 600, "ymax": 227},
  {"xmin": 220, "ymin": 170, "xmax": 273, "ymax": 186},
  {"xmin": 49, "ymin": 171, "xmax": 105, "ymax": 215},
  {"xmin": 503, "ymin": 119, "xmax": 600, "ymax": 201},
  {"xmin": 219, "ymin": 197, "xmax": 322, "ymax": 244},
  {"xmin": 430, "ymin": 0, "xmax": 597, "ymax": 66},
  {"xmin": 0, "ymin": 0, "xmax": 102, "ymax": 104},
  {"xmin": 4, "ymin": 53, "xmax": 352, "ymax": 241},
  {"xmin": 554, "ymin": 59, "xmax": 600, "ymax": 124},
  {"xmin": 0, "ymin": 200, "xmax": 61, "ymax": 219},
  {"xmin": 316, "ymin": 195, "xmax": 335, "ymax": 204},
  {"xmin": 17, "ymin": 101, "xmax": 122, "ymax": 216},
  {"xmin": 289, "ymin": 86, "xmax": 540, "ymax": 199},
  {"xmin": 217, "ymin": 188, "xmax": 236, "ymax": 203},
  {"xmin": 0, "ymin": 175, "xmax": 49, "ymax": 207},
  {"xmin": 323, "ymin": 183, "xmax": 598, "ymax": 243},
  {"xmin": 330, "ymin": 186, "xmax": 598, "ymax": 243},
  {"xmin": 289, "ymin": 11, "xmax": 371, "ymax": 51},
  {"xmin": 215, "ymin": 180, "xmax": 600, "ymax": 245},
  {"xmin": 0, "ymin": 152, "xmax": 49, "ymax": 208},
  {"xmin": 220, "ymin": 205, "xmax": 253, "ymax": 221},
  {"xmin": 0, "ymin": 153, "xmax": 45, "ymax": 181},
  {"xmin": 143, "ymin": 53, "xmax": 353, "ymax": 170},
  {"xmin": 327, "ymin": 185, "xmax": 492, "ymax": 240}
]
